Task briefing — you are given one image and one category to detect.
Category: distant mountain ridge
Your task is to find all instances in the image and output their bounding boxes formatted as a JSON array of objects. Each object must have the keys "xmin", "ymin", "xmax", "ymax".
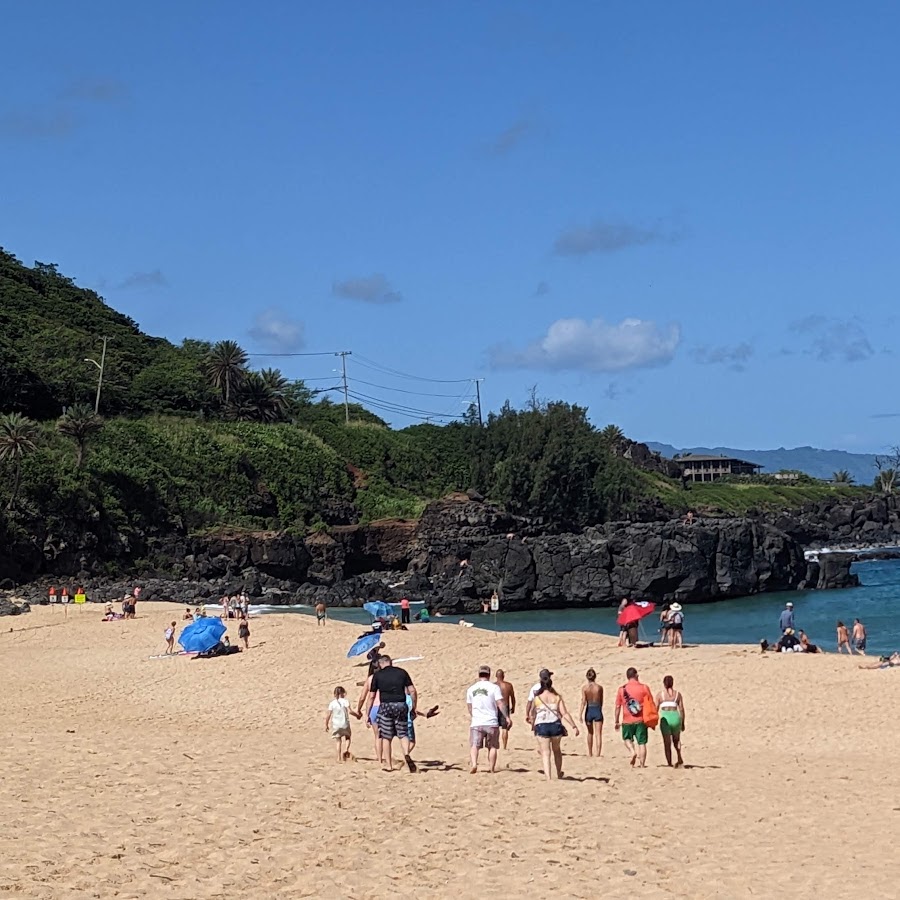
[{"xmin": 645, "ymin": 442, "xmax": 878, "ymax": 486}]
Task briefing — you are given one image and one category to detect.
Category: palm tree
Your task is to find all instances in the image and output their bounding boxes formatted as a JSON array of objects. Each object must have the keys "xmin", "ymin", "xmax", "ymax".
[
  {"xmin": 832, "ymin": 469, "xmax": 853, "ymax": 484},
  {"xmin": 228, "ymin": 372, "xmax": 284, "ymax": 423},
  {"xmin": 57, "ymin": 403, "xmax": 104, "ymax": 469},
  {"xmin": 206, "ymin": 340, "xmax": 248, "ymax": 406},
  {"xmin": 0, "ymin": 412, "xmax": 40, "ymax": 510},
  {"xmin": 259, "ymin": 368, "xmax": 289, "ymax": 419}
]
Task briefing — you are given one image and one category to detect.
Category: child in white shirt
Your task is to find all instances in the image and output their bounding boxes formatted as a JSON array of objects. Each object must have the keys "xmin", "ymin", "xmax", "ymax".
[{"xmin": 325, "ymin": 686, "xmax": 361, "ymax": 762}]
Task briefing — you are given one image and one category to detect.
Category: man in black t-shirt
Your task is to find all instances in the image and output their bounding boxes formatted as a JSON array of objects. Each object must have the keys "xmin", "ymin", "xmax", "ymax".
[{"xmin": 366, "ymin": 656, "xmax": 417, "ymax": 772}]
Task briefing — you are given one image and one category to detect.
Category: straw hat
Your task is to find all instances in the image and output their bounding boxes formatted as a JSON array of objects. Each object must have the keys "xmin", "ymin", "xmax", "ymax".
[{"xmin": 670, "ymin": 602, "xmax": 683, "ymax": 612}]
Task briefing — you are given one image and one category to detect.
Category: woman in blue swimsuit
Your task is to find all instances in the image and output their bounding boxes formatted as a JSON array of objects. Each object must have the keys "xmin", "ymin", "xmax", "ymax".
[{"xmin": 580, "ymin": 668, "xmax": 604, "ymax": 758}]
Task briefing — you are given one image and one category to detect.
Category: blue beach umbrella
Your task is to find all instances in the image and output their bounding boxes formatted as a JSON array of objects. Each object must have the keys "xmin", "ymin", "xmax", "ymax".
[
  {"xmin": 347, "ymin": 633, "xmax": 383, "ymax": 659},
  {"xmin": 178, "ymin": 617, "xmax": 227, "ymax": 653},
  {"xmin": 363, "ymin": 601, "xmax": 394, "ymax": 620}
]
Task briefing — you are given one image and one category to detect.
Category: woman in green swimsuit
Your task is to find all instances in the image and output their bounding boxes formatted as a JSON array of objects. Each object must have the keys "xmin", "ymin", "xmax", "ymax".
[{"xmin": 656, "ymin": 675, "xmax": 685, "ymax": 768}]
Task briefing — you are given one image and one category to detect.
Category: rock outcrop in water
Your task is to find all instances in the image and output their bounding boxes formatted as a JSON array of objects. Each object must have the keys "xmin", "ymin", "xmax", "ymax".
[{"xmin": 7, "ymin": 494, "xmax": 857, "ymax": 613}]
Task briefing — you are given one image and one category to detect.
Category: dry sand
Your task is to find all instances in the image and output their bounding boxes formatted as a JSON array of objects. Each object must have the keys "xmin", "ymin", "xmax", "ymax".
[{"xmin": 2, "ymin": 601, "xmax": 899, "ymax": 899}]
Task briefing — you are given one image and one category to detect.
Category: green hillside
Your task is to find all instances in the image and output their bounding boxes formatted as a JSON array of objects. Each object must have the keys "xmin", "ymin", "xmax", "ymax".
[{"xmin": 0, "ymin": 250, "xmax": 880, "ymax": 569}]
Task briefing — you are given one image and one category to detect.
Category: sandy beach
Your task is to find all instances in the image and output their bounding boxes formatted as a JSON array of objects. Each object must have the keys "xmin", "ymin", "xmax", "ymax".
[{"xmin": 2, "ymin": 602, "xmax": 899, "ymax": 899}]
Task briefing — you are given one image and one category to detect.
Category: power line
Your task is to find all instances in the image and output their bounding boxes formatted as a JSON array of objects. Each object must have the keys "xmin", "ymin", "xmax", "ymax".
[
  {"xmin": 246, "ymin": 351, "xmax": 338, "ymax": 357},
  {"xmin": 350, "ymin": 377, "xmax": 472, "ymax": 399},
  {"xmin": 351, "ymin": 353, "xmax": 473, "ymax": 384},
  {"xmin": 347, "ymin": 389, "xmax": 462, "ymax": 419}
]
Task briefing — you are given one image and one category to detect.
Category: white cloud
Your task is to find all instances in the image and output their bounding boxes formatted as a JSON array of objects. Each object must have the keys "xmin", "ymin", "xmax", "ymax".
[
  {"xmin": 248, "ymin": 308, "xmax": 305, "ymax": 353},
  {"xmin": 491, "ymin": 316, "xmax": 680, "ymax": 373}
]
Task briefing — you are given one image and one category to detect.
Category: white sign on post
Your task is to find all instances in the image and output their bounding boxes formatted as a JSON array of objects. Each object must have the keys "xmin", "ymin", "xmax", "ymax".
[{"xmin": 490, "ymin": 596, "xmax": 500, "ymax": 612}]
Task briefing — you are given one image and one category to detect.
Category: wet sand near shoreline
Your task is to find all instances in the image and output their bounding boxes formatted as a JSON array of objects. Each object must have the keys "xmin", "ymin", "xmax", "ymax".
[{"xmin": 2, "ymin": 602, "xmax": 899, "ymax": 899}]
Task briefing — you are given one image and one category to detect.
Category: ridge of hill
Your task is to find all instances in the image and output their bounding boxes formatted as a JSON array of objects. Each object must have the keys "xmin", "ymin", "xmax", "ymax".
[{"xmin": 646, "ymin": 442, "xmax": 878, "ymax": 486}]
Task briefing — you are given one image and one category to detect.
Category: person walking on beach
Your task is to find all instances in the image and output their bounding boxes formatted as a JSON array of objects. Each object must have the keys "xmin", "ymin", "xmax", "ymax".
[
  {"xmin": 656, "ymin": 675, "xmax": 685, "ymax": 768},
  {"xmin": 532, "ymin": 671, "xmax": 580, "ymax": 781},
  {"xmin": 526, "ymin": 669, "xmax": 551, "ymax": 761},
  {"xmin": 400, "ymin": 596, "xmax": 411, "ymax": 625},
  {"xmin": 315, "ymin": 601, "xmax": 327, "ymax": 626},
  {"xmin": 358, "ymin": 668, "xmax": 382, "ymax": 766},
  {"xmin": 366, "ymin": 656, "xmax": 417, "ymax": 772},
  {"xmin": 466, "ymin": 665, "xmax": 507, "ymax": 774},
  {"xmin": 779, "ymin": 602, "xmax": 795, "ymax": 633},
  {"xmin": 668, "ymin": 603, "xmax": 684, "ymax": 649},
  {"xmin": 580, "ymin": 669, "xmax": 604, "ymax": 757},
  {"xmin": 238, "ymin": 613, "xmax": 250, "ymax": 649},
  {"xmin": 164, "ymin": 621, "xmax": 176, "ymax": 654},
  {"xmin": 614, "ymin": 667, "xmax": 654, "ymax": 768},
  {"xmin": 494, "ymin": 669, "xmax": 516, "ymax": 750},
  {"xmin": 325, "ymin": 686, "xmax": 361, "ymax": 762},
  {"xmin": 852, "ymin": 618, "xmax": 867, "ymax": 655},
  {"xmin": 836, "ymin": 621, "xmax": 852, "ymax": 654},
  {"xmin": 367, "ymin": 642, "xmax": 386, "ymax": 675}
]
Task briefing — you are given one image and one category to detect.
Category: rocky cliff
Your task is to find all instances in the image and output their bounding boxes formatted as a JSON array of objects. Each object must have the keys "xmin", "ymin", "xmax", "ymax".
[{"xmin": 6, "ymin": 494, "xmax": 858, "ymax": 612}]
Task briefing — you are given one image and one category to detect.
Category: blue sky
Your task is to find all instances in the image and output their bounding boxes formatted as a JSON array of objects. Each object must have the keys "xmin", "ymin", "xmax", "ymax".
[{"xmin": 3, "ymin": 2, "xmax": 899, "ymax": 451}]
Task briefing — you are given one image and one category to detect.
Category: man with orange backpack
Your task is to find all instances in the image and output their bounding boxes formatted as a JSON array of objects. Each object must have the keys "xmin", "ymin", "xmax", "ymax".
[{"xmin": 614, "ymin": 667, "xmax": 657, "ymax": 768}]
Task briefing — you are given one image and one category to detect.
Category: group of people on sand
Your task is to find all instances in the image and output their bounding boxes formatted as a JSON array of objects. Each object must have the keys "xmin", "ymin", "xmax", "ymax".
[
  {"xmin": 763, "ymin": 602, "xmax": 868, "ymax": 655},
  {"xmin": 325, "ymin": 656, "xmax": 688, "ymax": 779},
  {"xmin": 219, "ymin": 593, "xmax": 249, "ymax": 620}
]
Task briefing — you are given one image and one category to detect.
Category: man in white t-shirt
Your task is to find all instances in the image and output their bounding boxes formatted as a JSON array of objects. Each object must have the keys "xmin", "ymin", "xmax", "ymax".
[{"xmin": 466, "ymin": 665, "xmax": 508, "ymax": 774}]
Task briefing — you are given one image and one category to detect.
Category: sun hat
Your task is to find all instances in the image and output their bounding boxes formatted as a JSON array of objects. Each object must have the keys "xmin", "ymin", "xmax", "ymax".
[
  {"xmin": 786, "ymin": 601, "xmax": 794, "ymax": 607},
  {"xmin": 670, "ymin": 602, "xmax": 683, "ymax": 612}
]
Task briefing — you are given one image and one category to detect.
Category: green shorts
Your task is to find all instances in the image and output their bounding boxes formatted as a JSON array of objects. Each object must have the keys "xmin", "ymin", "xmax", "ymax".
[{"xmin": 621, "ymin": 722, "xmax": 648, "ymax": 745}]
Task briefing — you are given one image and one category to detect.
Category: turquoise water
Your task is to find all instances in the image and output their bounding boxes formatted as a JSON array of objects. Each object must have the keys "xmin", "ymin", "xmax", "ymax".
[{"xmin": 261, "ymin": 559, "xmax": 900, "ymax": 657}]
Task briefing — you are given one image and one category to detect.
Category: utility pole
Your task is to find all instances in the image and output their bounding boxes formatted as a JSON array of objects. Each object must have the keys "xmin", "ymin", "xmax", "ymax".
[
  {"xmin": 84, "ymin": 337, "xmax": 108, "ymax": 414},
  {"xmin": 474, "ymin": 378, "xmax": 483, "ymax": 427},
  {"xmin": 336, "ymin": 350, "xmax": 352, "ymax": 424}
]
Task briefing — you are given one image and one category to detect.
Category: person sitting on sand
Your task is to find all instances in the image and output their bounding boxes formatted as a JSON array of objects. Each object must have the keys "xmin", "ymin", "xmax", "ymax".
[
  {"xmin": 761, "ymin": 629, "xmax": 801, "ymax": 653},
  {"xmin": 325, "ymin": 686, "xmax": 361, "ymax": 762},
  {"xmin": 614, "ymin": 667, "xmax": 654, "ymax": 768},
  {"xmin": 836, "ymin": 621, "xmax": 852, "ymax": 654},
  {"xmin": 194, "ymin": 606, "xmax": 204, "ymax": 620},
  {"xmin": 531, "ymin": 671, "xmax": 579, "ymax": 781},
  {"xmin": 656, "ymin": 675, "xmax": 685, "ymax": 768},
  {"xmin": 798, "ymin": 630, "xmax": 823, "ymax": 653},
  {"xmin": 859, "ymin": 653, "xmax": 900, "ymax": 670},
  {"xmin": 183, "ymin": 606, "xmax": 193, "ymax": 620},
  {"xmin": 580, "ymin": 669, "xmax": 604, "ymax": 758},
  {"xmin": 367, "ymin": 642, "xmax": 387, "ymax": 675}
]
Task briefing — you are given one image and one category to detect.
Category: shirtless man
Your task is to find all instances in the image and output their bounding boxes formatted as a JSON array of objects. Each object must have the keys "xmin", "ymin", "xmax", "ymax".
[
  {"xmin": 315, "ymin": 601, "xmax": 327, "ymax": 626},
  {"xmin": 852, "ymin": 618, "xmax": 867, "ymax": 655},
  {"xmin": 494, "ymin": 669, "xmax": 516, "ymax": 749}
]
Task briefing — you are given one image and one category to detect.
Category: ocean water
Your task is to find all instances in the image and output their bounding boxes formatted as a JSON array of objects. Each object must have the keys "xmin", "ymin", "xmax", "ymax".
[{"xmin": 256, "ymin": 559, "xmax": 900, "ymax": 657}]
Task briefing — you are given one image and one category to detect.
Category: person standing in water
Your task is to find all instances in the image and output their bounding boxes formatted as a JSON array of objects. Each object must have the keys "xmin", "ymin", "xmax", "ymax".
[
  {"xmin": 779, "ymin": 602, "xmax": 795, "ymax": 633},
  {"xmin": 836, "ymin": 621, "xmax": 852, "ymax": 654},
  {"xmin": 494, "ymin": 669, "xmax": 516, "ymax": 750},
  {"xmin": 580, "ymin": 669, "xmax": 604, "ymax": 757},
  {"xmin": 656, "ymin": 675, "xmax": 685, "ymax": 768},
  {"xmin": 852, "ymin": 618, "xmax": 867, "ymax": 655},
  {"xmin": 668, "ymin": 603, "xmax": 684, "ymax": 649}
]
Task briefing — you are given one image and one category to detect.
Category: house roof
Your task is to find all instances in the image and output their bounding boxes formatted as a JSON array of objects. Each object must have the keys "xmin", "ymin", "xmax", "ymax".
[{"xmin": 676, "ymin": 454, "xmax": 761, "ymax": 466}]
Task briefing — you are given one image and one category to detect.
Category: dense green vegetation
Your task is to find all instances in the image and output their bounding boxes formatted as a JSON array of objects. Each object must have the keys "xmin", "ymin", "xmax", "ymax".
[
  {"xmin": 0, "ymin": 249, "xmax": 879, "ymax": 555},
  {"xmin": 685, "ymin": 482, "xmax": 867, "ymax": 514}
]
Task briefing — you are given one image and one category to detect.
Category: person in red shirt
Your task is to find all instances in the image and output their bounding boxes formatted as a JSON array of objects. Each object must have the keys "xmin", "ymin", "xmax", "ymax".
[
  {"xmin": 614, "ymin": 667, "xmax": 654, "ymax": 768},
  {"xmin": 400, "ymin": 597, "xmax": 411, "ymax": 626}
]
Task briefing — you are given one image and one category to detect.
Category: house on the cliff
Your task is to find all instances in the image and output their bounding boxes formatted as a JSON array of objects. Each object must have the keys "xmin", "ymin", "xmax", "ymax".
[{"xmin": 677, "ymin": 453, "xmax": 762, "ymax": 482}]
